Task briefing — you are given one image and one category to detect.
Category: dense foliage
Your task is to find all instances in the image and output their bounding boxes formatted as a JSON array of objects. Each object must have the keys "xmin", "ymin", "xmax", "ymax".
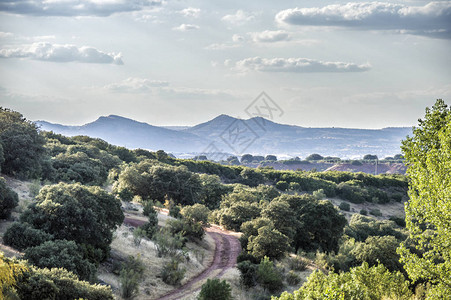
[
  {"xmin": 398, "ymin": 99, "xmax": 451, "ymax": 298},
  {"xmin": 0, "ymin": 177, "xmax": 19, "ymax": 219}
]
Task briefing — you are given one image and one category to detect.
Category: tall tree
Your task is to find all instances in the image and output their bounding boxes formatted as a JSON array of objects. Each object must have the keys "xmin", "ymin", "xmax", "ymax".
[{"xmin": 398, "ymin": 99, "xmax": 451, "ymax": 298}]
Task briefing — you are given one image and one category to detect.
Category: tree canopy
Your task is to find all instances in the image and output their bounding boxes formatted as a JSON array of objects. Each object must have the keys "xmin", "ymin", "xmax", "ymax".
[{"xmin": 398, "ymin": 99, "xmax": 451, "ymax": 298}]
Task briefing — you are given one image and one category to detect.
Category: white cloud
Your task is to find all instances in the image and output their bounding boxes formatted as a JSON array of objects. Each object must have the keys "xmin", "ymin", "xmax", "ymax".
[
  {"xmin": 172, "ymin": 24, "xmax": 200, "ymax": 31},
  {"xmin": 222, "ymin": 10, "xmax": 255, "ymax": 25},
  {"xmin": 232, "ymin": 34, "xmax": 245, "ymax": 42},
  {"xmin": 249, "ymin": 30, "xmax": 291, "ymax": 43},
  {"xmin": 230, "ymin": 57, "xmax": 371, "ymax": 73},
  {"xmin": 105, "ymin": 77, "xmax": 169, "ymax": 93},
  {"xmin": 0, "ymin": 32, "xmax": 14, "ymax": 38},
  {"xmin": 0, "ymin": 0, "xmax": 162, "ymax": 17},
  {"xmin": 276, "ymin": 2, "xmax": 451, "ymax": 39},
  {"xmin": 179, "ymin": 7, "xmax": 201, "ymax": 18},
  {"xmin": 0, "ymin": 42, "xmax": 123, "ymax": 65},
  {"xmin": 204, "ymin": 43, "xmax": 240, "ymax": 50}
]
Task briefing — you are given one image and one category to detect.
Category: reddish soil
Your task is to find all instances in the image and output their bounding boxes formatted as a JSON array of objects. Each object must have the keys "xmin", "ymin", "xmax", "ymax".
[{"xmin": 123, "ymin": 217, "xmax": 241, "ymax": 300}]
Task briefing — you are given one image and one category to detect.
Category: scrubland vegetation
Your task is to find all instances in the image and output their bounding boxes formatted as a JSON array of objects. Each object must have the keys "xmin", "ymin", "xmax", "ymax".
[{"xmin": 1, "ymin": 99, "xmax": 449, "ymax": 299}]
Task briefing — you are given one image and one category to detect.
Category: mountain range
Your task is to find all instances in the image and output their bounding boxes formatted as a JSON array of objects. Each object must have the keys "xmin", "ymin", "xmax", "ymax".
[{"xmin": 36, "ymin": 114, "xmax": 412, "ymax": 159}]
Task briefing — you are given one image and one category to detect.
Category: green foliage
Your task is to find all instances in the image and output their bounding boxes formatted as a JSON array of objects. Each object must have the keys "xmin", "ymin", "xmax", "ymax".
[
  {"xmin": 312, "ymin": 189, "xmax": 326, "ymax": 200},
  {"xmin": 344, "ymin": 214, "xmax": 406, "ymax": 242},
  {"xmin": 274, "ymin": 262, "xmax": 412, "ymax": 300},
  {"xmin": 398, "ymin": 99, "xmax": 451, "ymax": 297},
  {"xmin": 286, "ymin": 271, "xmax": 301, "ymax": 286},
  {"xmin": 153, "ymin": 228, "xmax": 185, "ymax": 257},
  {"xmin": 16, "ymin": 266, "xmax": 114, "ymax": 300},
  {"xmin": 20, "ymin": 183, "xmax": 124, "ymax": 262},
  {"xmin": 0, "ymin": 177, "xmax": 19, "ymax": 219},
  {"xmin": 257, "ymin": 257, "xmax": 284, "ymax": 293},
  {"xmin": 168, "ymin": 218, "xmax": 205, "ymax": 242},
  {"xmin": 360, "ymin": 209, "xmax": 368, "ymax": 215},
  {"xmin": 132, "ymin": 227, "xmax": 146, "ymax": 247},
  {"xmin": 198, "ymin": 278, "xmax": 232, "ymax": 300},
  {"xmin": 141, "ymin": 204, "xmax": 159, "ymax": 239},
  {"xmin": 198, "ymin": 174, "xmax": 230, "ymax": 209},
  {"xmin": 237, "ymin": 260, "xmax": 258, "ymax": 287},
  {"xmin": 363, "ymin": 154, "xmax": 378, "ymax": 160},
  {"xmin": 116, "ymin": 161, "xmax": 202, "ymax": 205},
  {"xmin": 339, "ymin": 201, "xmax": 350, "ymax": 211},
  {"xmin": 369, "ymin": 208, "xmax": 382, "ymax": 217},
  {"xmin": 288, "ymin": 256, "xmax": 308, "ymax": 272},
  {"xmin": 24, "ymin": 240, "xmax": 97, "ymax": 282},
  {"xmin": 239, "ymin": 167, "xmax": 265, "ymax": 187},
  {"xmin": 181, "ymin": 204, "xmax": 210, "ymax": 225},
  {"xmin": 120, "ymin": 255, "xmax": 145, "ymax": 300},
  {"xmin": 3, "ymin": 222, "xmax": 53, "ymax": 250},
  {"xmin": 0, "ymin": 108, "xmax": 46, "ymax": 179},
  {"xmin": 160, "ymin": 258, "xmax": 185, "ymax": 285},
  {"xmin": 275, "ymin": 180, "xmax": 289, "ymax": 191},
  {"xmin": 247, "ymin": 225, "xmax": 290, "ymax": 260}
]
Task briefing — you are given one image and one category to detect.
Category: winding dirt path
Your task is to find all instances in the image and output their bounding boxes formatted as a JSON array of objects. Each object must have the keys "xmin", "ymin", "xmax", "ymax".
[{"xmin": 123, "ymin": 216, "xmax": 241, "ymax": 300}]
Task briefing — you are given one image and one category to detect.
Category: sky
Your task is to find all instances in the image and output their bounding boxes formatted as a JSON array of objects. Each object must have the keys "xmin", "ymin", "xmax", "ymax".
[{"xmin": 0, "ymin": 0, "xmax": 450, "ymax": 129}]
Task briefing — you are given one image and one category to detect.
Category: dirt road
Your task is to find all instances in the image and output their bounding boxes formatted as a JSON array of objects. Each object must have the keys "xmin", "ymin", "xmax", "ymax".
[{"xmin": 123, "ymin": 216, "xmax": 241, "ymax": 300}]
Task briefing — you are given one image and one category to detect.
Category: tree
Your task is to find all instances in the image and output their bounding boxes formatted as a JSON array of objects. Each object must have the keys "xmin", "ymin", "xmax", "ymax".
[
  {"xmin": 247, "ymin": 225, "xmax": 290, "ymax": 260},
  {"xmin": 198, "ymin": 278, "xmax": 232, "ymax": 300},
  {"xmin": 0, "ymin": 108, "xmax": 46, "ymax": 178},
  {"xmin": 305, "ymin": 153, "xmax": 323, "ymax": 161},
  {"xmin": 181, "ymin": 203, "xmax": 210, "ymax": 225},
  {"xmin": 398, "ymin": 99, "xmax": 451, "ymax": 298},
  {"xmin": 20, "ymin": 183, "xmax": 124, "ymax": 262},
  {"xmin": 265, "ymin": 155, "xmax": 277, "ymax": 161},
  {"xmin": 24, "ymin": 240, "xmax": 97, "ymax": 282},
  {"xmin": 0, "ymin": 177, "xmax": 19, "ymax": 219},
  {"xmin": 3, "ymin": 222, "xmax": 53, "ymax": 250},
  {"xmin": 363, "ymin": 154, "xmax": 378, "ymax": 160},
  {"xmin": 240, "ymin": 154, "xmax": 254, "ymax": 163}
]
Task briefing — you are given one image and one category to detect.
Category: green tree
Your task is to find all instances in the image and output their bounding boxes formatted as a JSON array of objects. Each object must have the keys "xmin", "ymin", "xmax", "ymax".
[
  {"xmin": 247, "ymin": 225, "xmax": 290, "ymax": 260},
  {"xmin": 24, "ymin": 240, "xmax": 97, "ymax": 282},
  {"xmin": 398, "ymin": 99, "xmax": 451, "ymax": 297},
  {"xmin": 0, "ymin": 177, "xmax": 19, "ymax": 219},
  {"xmin": 20, "ymin": 183, "xmax": 124, "ymax": 262},
  {"xmin": 3, "ymin": 222, "xmax": 53, "ymax": 250},
  {"xmin": 181, "ymin": 203, "xmax": 210, "ymax": 225},
  {"xmin": 198, "ymin": 278, "xmax": 232, "ymax": 300},
  {"xmin": 0, "ymin": 108, "xmax": 46, "ymax": 178},
  {"xmin": 305, "ymin": 153, "xmax": 323, "ymax": 161}
]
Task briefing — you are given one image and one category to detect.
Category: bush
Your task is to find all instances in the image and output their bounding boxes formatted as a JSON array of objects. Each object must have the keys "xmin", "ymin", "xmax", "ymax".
[
  {"xmin": 389, "ymin": 216, "xmax": 406, "ymax": 227},
  {"xmin": 257, "ymin": 257, "xmax": 284, "ymax": 293},
  {"xmin": 312, "ymin": 189, "xmax": 326, "ymax": 200},
  {"xmin": 0, "ymin": 177, "xmax": 19, "ymax": 219},
  {"xmin": 237, "ymin": 260, "xmax": 258, "ymax": 287},
  {"xmin": 339, "ymin": 202, "xmax": 351, "ymax": 211},
  {"xmin": 120, "ymin": 255, "xmax": 145, "ymax": 300},
  {"xmin": 369, "ymin": 208, "xmax": 382, "ymax": 217},
  {"xmin": 276, "ymin": 181, "xmax": 289, "ymax": 191},
  {"xmin": 3, "ymin": 222, "xmax": 53, "ymax": 251},
  {"xmin": 153, "ymin": 229, "xmax": 185, "ymax": 257},
  {"xmin": 160, "ymin": 258, "xmax": 186, "ymax": 285},
  {"xmin": 198, "ymin": 278, "xmax": 232, "ymax": 300},
  {"xmin": 181, "ymin": 204, "xmax": 210, "ymax": 225},
  {"xmin": 24, "ymin": 240, "xmax": 97, "ymax": 282},
  {"xmin": 288, "ymin": 256, "xmax": 308, "ymax": 272},
  {"xmin": 360, "ymin": 209, "xmax": 368, "ymax": 216},
  {"xmin": 169, "ymin": 205, "xmax": 182, "ymax": 218},
  {"xmin": 286, "ymin": 271, "xmax": 301, "ymax": 286}
]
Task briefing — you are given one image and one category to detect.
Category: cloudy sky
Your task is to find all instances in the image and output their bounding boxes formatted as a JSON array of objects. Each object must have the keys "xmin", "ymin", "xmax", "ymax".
[{"xmin": 0, "ymin": 0, "xmax": 450, "ymax": 128}]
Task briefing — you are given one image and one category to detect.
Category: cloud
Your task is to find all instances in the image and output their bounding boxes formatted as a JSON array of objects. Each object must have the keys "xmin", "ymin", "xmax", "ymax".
[
  {"xmin": 0, "ymin": 0, "xmax": 162, "ymax": 17},
  {"xmin": 249, "ymin": 30, "xmax": 291, "ymax": 43},
  {"xmin": 204, "ymin": 43, "xmax": 240, "ymax": 50},
  {"xmin": 222, "ymin": 10, "xmax": 255, "ymax": 25},
  {"xmin": 105, "ymin": 77, "xmax": 169, "ymax": 93},
  {"xmin": 0, "ymin": 42, "xmax": 123, "ymax": 65},
  {"xmin": 232, "ymin": 34, "xmax": 245, "ymax": 42},
  {"xmin": 276, "ymin": 2, "xmax": 451, "ymax": 39},
  {"xmin": 230, "ymin": 57, "xmax": 371, "ymax": 73},
  {"xmin": 179, "ymin": 7, "xmax": 201, "ymax": 18},
  {"xmin": 172, "ymin": 24, "xmax": 200, "ymax": 31}
]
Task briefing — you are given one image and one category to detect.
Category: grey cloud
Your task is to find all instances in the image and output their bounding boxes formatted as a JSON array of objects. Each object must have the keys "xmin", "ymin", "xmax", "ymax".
[
  {"xmin": 0, "ymin": 0, "xmax": 161, "ymax": 17},
  {"xmin": 0, "ymin": 42, "xmax": 123, "ymax": 65},
  {"xmin": 276, "ymin": 2, "xmax": 451, "ymax": 39},
  {"xmin": 231, "ymin": 57, "xmax": 370, "ymax": 73}
]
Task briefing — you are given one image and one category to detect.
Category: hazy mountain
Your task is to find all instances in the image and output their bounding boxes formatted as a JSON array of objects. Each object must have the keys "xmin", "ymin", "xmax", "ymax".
[
  {"xmin": 36, "ymin": 114, "xmax": 412, "ymax": 158},
  {"xmin": 36, "ymin": 115, "xmax": 208, "ymax": 152}
]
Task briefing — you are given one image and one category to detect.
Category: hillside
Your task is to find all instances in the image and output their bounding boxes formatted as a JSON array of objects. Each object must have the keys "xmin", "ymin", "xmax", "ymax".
[{"xmin": 36, "ymin": 114, "xmax": 412, "ymax": 158}]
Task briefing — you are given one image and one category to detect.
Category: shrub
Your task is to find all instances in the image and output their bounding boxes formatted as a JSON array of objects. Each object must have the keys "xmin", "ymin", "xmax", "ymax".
[
  {"xmin": 160, "ymin": 258, "xmax": 185, "ymax": 285},
  {"xmin": 153, "ymin": 229, "xmax": 185, "ymax": 257},
  {"xmin": 181, "ymin": 204, "xmax": 210, "ymax": 225},
  {"xmin": 257, "ymin": 257, "xmax": 284, "ymax": 293},
  {"xmin": 360, "ymin": 209, "xmax": 368, "ymax": 216},
  {"xmin": 276, "ymin": 181, "xmax": 289, "ymax": 191},
  {"xmin": 198, "ymin": 278, "xmax": 232, "ymax": 300},
  {"xmin": 120, "ymin": 255, "xmax": 145, "ymax": 300},
  {"xmin": 133, "ymin": 227, "xmax": 146, "ymax": 247},
  {"xmin": 286, "ymin": 271, "xmax": 301, "ymax": 286},
  {"xmin": 24, "ymin": 240, "xmax": 97, "ymax": 282},
  {"xmin": 312, "ymin": 189, "xmax": 326, "ymax": 200},
  {"xmin": 369, "ymin": 208, "xmax": 382, "ymax": 217},
  {"xmin": 3, "ymin": 222, "xmax": 53, "ymax": 251},
  {"xmin": 288, "ymin": 256, "xmax": 308, "ymax": 272},
  {"xmin": 237, "ymin": 260, "xmax": 258, "ymax": 287},
  {"xmin": 389, "ymin": 216, "xmax": 406, "ymax": 227},
  {"xmin": 339, "ymin": 202, "xmax": 351, "ymax": 211},
  {"xmin": 169, "ymin": 205, "xmax": 182, "ymax": 218}
]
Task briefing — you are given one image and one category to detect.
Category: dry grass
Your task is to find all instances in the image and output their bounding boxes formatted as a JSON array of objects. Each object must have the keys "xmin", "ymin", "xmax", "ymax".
[{"xmin": 98, "ymin": 220, "xmax": 216, "ymax": 300}]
